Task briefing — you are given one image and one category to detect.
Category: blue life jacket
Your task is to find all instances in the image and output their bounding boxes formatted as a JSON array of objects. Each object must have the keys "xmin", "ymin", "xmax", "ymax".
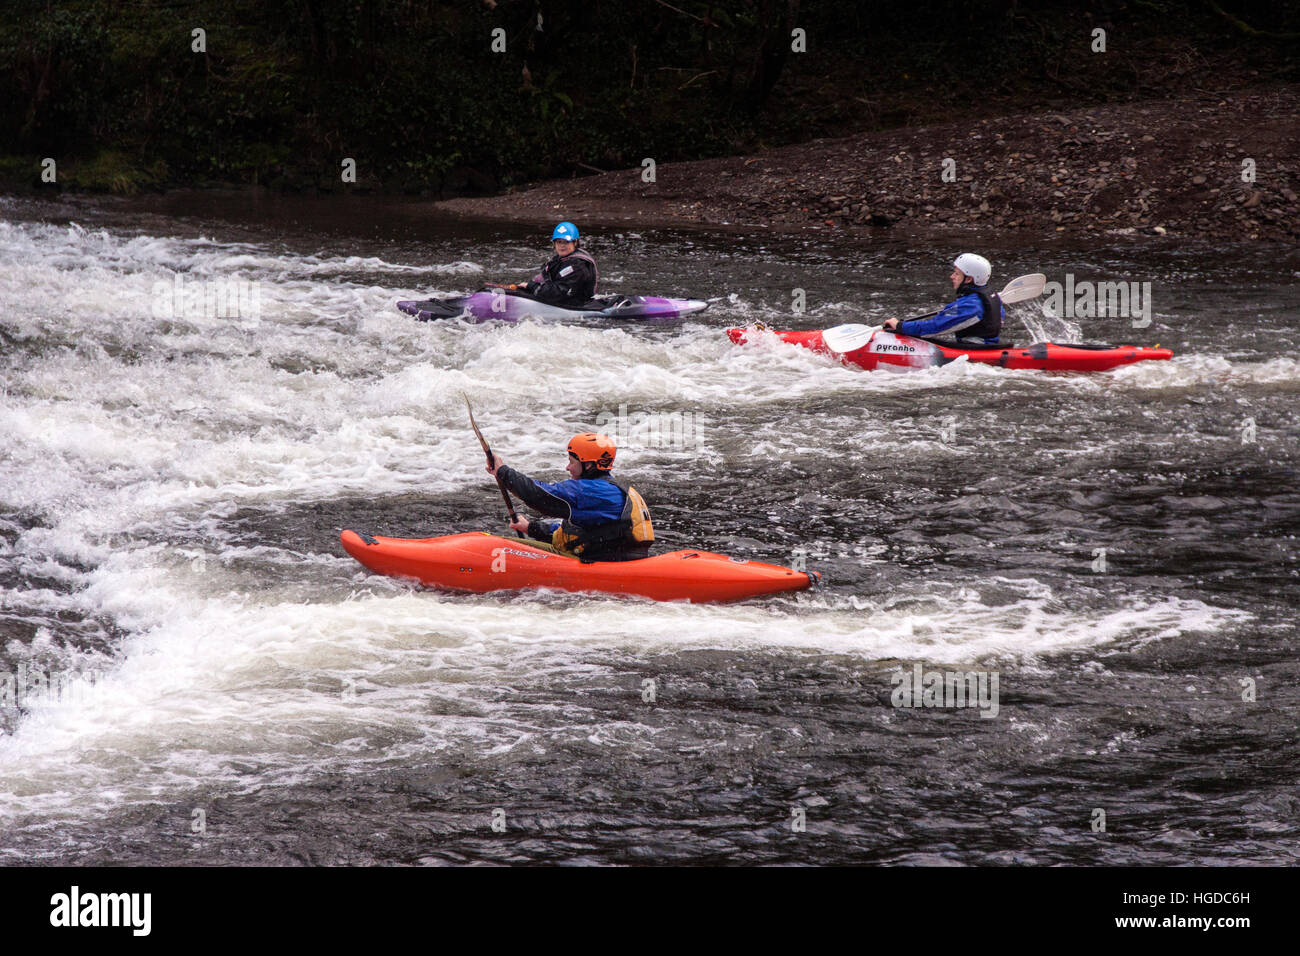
[
  {"xmin": 900, "ymin": 284, "xmax": 1004, "ymax": 344},
  {"xmin": 496, "ymin": 466, "xmax": 653, "ymax": 560}
]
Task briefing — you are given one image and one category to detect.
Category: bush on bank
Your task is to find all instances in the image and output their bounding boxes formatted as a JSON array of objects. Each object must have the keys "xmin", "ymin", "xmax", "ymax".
[{"xmin": 0, "ymin": 0, "xmax": 1294, "ymax": 194}]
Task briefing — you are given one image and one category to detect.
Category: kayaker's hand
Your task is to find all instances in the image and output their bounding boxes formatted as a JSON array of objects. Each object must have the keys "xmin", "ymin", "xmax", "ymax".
[
  {"xmin": 882, "ymin": 318, "xmax": 900, "ymax": 331},
  {"xmin": 486, "ymin": 456, "xmax": 504, "ymax": 477},
  {"xmin": 508, "ymin": 515, "xmax": 530, "ymax": 534}
]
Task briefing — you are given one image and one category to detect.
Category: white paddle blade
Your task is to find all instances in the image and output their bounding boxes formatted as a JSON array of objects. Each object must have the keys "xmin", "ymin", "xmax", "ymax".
[
  {"xmin": 999, "ymin": 273, "xmax": 1046, "ymax": 304},
  {"xmin": 821, "ymin": 323, "xmax": 881, "ymax": 353}
]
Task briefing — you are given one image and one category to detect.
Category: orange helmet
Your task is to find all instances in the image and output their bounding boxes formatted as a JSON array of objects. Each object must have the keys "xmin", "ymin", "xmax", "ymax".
[{"xmin": 567, "ymin": 433, "xmax": 616, "ymax": 471}]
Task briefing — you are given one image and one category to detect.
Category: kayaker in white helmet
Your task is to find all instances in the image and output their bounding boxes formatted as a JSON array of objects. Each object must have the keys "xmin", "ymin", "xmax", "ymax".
[{"xmin": 882, "ymin": 253, "xmax": 1004, "ymax": 345}]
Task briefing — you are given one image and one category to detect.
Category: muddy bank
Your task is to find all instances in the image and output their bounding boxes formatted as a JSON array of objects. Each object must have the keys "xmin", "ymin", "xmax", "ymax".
[{"xmin": 439, "ymin": 88, "xmax": 1299, "ymax": 243}]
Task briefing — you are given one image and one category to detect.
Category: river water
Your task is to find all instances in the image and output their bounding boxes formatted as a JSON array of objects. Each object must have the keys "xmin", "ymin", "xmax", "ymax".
[{"xmin": 1, "ymin": 192, "xmax": 1297, "ymax": 865}]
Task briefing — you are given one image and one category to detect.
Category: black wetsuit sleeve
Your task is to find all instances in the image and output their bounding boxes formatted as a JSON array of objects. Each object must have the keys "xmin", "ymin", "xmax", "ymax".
[
  {"xmin": 523, "ymin": 257, "xmax": 551, "ymax": 295},
  {"xmin": 525, "ymin": 518, "xmax": 553, "ymax": 543},
  {"xmin": 497, "ymin": 465, "xmax": 573, "ymax": 520}
]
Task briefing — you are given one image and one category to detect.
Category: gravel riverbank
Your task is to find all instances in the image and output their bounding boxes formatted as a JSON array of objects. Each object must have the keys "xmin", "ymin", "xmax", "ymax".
[{"xmin": 439, "ymin": 88, "xmax": 1299, "ymax": 243}]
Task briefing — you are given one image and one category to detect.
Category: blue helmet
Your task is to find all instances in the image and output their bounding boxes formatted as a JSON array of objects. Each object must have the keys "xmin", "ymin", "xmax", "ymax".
[{"xmin": 551, "ymin": 221, "xmax": 579, "ymax": 242}]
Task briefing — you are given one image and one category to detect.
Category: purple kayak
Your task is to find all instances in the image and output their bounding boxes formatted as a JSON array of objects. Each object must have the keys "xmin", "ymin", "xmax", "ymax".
[{"xmin": 396, "ymin": 289, "xmax": 709, "ymax": 323}]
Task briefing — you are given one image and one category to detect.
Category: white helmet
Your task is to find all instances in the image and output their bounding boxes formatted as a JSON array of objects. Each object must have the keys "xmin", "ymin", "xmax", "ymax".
[{"xmin": 953, "ymin": 253, "xmax": 991, "ymax": 286}]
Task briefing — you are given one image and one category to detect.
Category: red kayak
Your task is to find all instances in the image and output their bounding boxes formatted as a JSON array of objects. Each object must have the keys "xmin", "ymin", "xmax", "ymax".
[
  {"xmin": 726, "ymin": 325, "xmax": 1173, "ymax": 372},
  {"xmin": 341, "ymin": 530, "xmax": 817, "ymax": 603}
]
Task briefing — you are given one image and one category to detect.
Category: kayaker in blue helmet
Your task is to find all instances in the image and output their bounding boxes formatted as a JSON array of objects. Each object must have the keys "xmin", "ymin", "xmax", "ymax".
[
  {"xmin": 485, "ymin": 432, "xmax": 654, "ymax": 562},
  {"xmin": 882, "ymin": 253, "xmax": 1004, "ymax": 345},
  {"xmin": 501, "ymin": 222, "xmax": 599, "ymax": 306}
]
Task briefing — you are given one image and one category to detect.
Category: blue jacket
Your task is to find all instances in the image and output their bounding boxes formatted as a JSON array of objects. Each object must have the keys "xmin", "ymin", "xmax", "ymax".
[
  {"xmin": 497, "ymin": 465, "xmax": 626, "ymax": 539},
  {"xmin": 899, "ymin": 286, "xmax": 1003, "ymax": 344}
]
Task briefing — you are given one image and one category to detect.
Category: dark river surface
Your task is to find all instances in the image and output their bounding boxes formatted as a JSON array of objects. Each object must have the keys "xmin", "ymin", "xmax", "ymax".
[{"xmin": 1, "ymin": 191, "xmax": 1297, "ymax": 865}]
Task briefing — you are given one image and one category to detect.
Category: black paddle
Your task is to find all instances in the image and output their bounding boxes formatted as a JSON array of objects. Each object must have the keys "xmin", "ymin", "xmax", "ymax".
[{"xmin": 462, "ymin": 393, "xmax": 524, "ymax": 538}]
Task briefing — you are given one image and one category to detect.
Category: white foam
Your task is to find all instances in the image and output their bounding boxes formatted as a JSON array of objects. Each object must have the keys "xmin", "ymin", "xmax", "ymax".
[
  {"xmin": 0, "ymin": 556, "xmax": 1246, "ymax": 821},
  {"xmin": 0, "ymin": 213, "xmax": 1260, "ymax": 824}
]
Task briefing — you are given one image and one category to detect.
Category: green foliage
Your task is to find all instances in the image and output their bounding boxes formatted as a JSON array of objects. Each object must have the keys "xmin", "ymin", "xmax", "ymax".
[
  {"xmin": 61, "ymin": 150, "xmax": 168, "ymax": 194},
  {"xmin": 0, "ymin": 0, "xmax": 1293, "ymax": 193}
]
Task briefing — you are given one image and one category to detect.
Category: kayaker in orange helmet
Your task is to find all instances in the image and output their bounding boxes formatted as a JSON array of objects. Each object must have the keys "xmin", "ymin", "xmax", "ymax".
[{"xmin": 486, "ymin": 432, "xmax": 654, "ymax": 562}]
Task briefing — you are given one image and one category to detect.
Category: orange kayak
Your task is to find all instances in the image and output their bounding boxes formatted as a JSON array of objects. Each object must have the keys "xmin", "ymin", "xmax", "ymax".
[{"xmin": 341, "ymin": 530, "xmax": 817, "ymax": 603}]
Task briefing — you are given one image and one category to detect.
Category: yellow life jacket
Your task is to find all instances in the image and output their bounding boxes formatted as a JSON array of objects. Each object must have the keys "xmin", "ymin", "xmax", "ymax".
[{"xmin": 551, "ymin": 476, "xmax": 654, "ymax": 561}]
